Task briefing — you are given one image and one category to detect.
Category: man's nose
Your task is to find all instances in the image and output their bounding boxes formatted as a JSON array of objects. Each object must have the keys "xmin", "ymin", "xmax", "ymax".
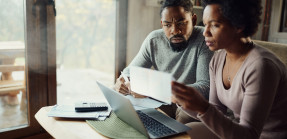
[{"xmin": 171, "ymin": 25, "xmax": 181, "ymax": 35}]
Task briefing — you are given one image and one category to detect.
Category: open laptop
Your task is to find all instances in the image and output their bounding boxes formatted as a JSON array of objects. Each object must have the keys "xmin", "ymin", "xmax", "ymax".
[{"xmin": 96, "ymin": 81, "xmax": 191, "ymax": 139}]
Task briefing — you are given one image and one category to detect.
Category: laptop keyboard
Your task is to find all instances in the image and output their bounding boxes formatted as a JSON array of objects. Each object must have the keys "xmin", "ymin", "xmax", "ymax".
[{"xmin": 136, "ymin": 110, "xmax": 177, "ymax": 137}]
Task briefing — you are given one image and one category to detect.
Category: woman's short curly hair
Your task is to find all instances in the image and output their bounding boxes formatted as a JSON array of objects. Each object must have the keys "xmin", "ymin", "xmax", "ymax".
[
  {"xmin": 160, "ymin": 0, "xmax": 194, "ymax": 18},
  {"xmin": 202, "ymin": 0, "xmax": 262, "ymax": 37}
]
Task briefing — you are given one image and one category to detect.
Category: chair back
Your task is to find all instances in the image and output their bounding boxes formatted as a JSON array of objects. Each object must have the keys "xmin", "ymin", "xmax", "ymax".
[{"xmin": 253, "ymin": 40, "xmax": 287, "ymax": 67}]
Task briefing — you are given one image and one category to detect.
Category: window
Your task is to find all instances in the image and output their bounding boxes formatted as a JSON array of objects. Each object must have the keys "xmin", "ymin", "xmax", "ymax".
[
  {"xmin": 56, "ymin": 0, "xmax": 117, "ymax": 105},
  {"xmin": 0, "ymin": 0, "xmax": 127, "ymax": 138},
  {"xmin": 280, "ymin": 0, "xmax": 287, "ymax": 32},
  {"xmin": 0, "ymin": 0, "xmax": 27, "ymax": 133},
  {"xmin": 0, "ymin": 0, "xmax": 56, "ymax": 138}
]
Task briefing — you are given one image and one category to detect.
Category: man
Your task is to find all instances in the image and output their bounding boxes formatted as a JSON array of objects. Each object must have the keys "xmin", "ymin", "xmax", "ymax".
[{"xmin": 114, "ymin": 0, "xmax": 213, "ymax": 124}]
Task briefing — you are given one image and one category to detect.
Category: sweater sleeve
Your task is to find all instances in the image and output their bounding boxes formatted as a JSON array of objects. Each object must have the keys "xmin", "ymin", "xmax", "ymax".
[
  {"xmin": 122, "ymin": 35, "xmax": 153, "ymax": 76},
  {"xmin": 197, "ymin": 59, "xmax": 281, "ymax": 139},
  {"xmin": 189, "ymin": 43, "xmax": 214, "ymax": 100}
]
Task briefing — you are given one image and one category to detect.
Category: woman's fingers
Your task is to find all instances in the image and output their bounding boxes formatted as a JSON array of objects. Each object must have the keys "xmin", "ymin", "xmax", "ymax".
[
  {"xmin": 172, "ymin": 81, "xmax": 188, "ymax": 89},
  {"xmin": 171, "ymin": 95, "xmax": 177, "ymax": 103},
  {"xmin": 172, "ymin": 94, "xmax": 185, "ymax": 106},
  {"xmin": 171, "ymin": 81, "xmax": 210, "ymax": 113},
  {"xmin": 171, "ymin": 81, "xmax": 197, "ymax": 108},
  {"xmin": 172, "ymin": 81, "xmax": 194, "ymax": 99}
]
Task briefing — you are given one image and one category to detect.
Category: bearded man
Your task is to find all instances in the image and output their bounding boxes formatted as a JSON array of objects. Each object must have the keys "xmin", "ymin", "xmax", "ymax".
[{"xmin": 114, "ymin": 0, "xmax": 213, "ymax": 124}]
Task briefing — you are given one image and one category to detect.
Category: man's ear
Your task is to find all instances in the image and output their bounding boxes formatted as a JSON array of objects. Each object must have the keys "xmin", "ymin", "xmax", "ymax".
[
  {"xmin": 161, "ymin": 20, "xmax": 163, "ymax": 28},
  {"xmin": 192, "ymin": 14, "xmax": 197, "ymax": 26}
]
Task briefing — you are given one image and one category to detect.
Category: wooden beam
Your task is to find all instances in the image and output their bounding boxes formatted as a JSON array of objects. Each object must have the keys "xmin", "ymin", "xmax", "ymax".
[
  {"xmin": 0, "ymin": 86, "xmax": 25, "ymax": 95},
  {"xmin": 261, "ymin": 0, "xmax": 273, "ymax": 41},
  {"xmin": 0, "ymin": 65, "xmax": 25, "ymax": 72},
  {"xmin": 0, "ymin": 80, "xmax": 24, "ymax": 88},
  {"xmin": 0, "ymin": 0, "xmax": 55, "ymax": 138},
  {"xmin": 47, "ymin": 0, "xmax": 57, "ymax": 106},
  {"xmin": 115, "ymin": 0, "xmax": 128, "ymax": 82}
]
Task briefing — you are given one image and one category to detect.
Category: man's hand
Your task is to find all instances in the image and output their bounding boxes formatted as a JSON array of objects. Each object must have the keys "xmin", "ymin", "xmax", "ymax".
[
  {"xmin": 114, "ymin": 76, "xmax": 130, "ymax": 95},
  {"xmin": 124, "ymin": 82, "xmax": 147, "ymax": 98},
  {"xmin": 114, "ymin": 76, "xmax": 147, "ymax": 98}
]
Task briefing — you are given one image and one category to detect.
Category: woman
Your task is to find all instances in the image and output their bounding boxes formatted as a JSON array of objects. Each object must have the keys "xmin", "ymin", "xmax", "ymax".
[{"xmin": 171, "ymin": 0, "xmax": 287, "ymax": 138}]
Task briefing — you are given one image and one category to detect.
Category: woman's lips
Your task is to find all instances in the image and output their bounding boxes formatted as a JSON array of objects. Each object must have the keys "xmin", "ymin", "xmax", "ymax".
[{"xmin": 205, "ymin": 40, "xmax": 215, "ymax": 47}]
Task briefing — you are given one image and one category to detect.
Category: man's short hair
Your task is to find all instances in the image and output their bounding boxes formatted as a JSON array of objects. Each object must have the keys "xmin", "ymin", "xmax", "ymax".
[{"xmin": 160, "ymin": 0, "xmax": 194, "ymax": 18}]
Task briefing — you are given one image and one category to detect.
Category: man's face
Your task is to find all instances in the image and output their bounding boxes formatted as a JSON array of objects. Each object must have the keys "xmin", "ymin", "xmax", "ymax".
[{"xmin": 161, "ymin": 6, "xmax": 196, "ymax": 52}]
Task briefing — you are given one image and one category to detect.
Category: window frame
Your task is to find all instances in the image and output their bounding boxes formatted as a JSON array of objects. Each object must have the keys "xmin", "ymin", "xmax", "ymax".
[
  {"xmin": 268, "ymin": 0, "xmax": 287, "ymax": 41},
  {"xmin": 115, "ymin": 0, "xmax": 128, "ymax": 79},
  {"xmin": 0, "ymin": 0, "xmax": 127, "ymax": 138},
  {"xmin": 0, "ymin": 0, "xmax": 56, "ymax": 138}
]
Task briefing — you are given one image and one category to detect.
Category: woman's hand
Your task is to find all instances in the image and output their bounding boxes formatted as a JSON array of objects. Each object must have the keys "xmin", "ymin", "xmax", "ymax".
[{"xmin": 171, "ymin": 81, "xmax": 210, "ymax": 115}]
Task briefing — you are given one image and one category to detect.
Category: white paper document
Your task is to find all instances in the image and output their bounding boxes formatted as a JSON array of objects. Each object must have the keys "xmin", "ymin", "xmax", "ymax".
[
  {"xmin": 130, "ymin": 67, "xmax": 173, "ymax": 104},
  {"xmin": 125, "ymin": 95, "xmax": 164, "ymax": 110},
  {"xmin": 47, "ymin": 105, "xmax": 111, "ymax": 120}
]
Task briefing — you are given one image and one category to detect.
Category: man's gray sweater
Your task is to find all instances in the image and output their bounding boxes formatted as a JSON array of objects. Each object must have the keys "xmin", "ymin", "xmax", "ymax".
[{"xmin": 123, "ymin": 26, "xmax": 213, "ymax": 99}]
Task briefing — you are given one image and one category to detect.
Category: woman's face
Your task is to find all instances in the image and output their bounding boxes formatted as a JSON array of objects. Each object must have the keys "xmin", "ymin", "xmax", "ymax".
[{"xmin": 202, "ymin": 4, "xmax": 239, "ymax": 51}]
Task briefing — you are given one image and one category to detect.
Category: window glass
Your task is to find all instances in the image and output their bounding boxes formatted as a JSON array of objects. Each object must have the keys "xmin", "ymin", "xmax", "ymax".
[
  {"xmin": 56, "ymin": 0, "xmax": 116, "ymax": 104},
  {"xmin": 0, "ymin": 0, "xmax": 28, "ymax": 132}
]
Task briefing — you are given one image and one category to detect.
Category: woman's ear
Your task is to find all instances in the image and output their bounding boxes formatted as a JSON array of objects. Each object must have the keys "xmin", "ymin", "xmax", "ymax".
[
  {"xmin": 235, "ymin": 27, "xmax": 244, "ymax": 34},
  {"xmin": 192, "ymin": 14, "xmax": 197, "ymax": 26}
]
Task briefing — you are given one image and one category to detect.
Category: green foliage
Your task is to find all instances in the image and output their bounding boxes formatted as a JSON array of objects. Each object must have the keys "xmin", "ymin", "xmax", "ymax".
[
  {"xmin": 56, "ymin": 0, "xmax": 116, "ymax": 73},
  {"xmin": 0, "ymin": 0, "xmax": 116, "ymax": 73},
  {"xmin": 0, "ymin": 0, "xmax": 25, "ymax": 41}
]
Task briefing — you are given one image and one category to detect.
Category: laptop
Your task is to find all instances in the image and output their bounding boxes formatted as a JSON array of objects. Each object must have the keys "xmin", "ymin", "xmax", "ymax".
[{"xmin": 96, "ymin": 81, "xmax": 191, "ymax": 139}]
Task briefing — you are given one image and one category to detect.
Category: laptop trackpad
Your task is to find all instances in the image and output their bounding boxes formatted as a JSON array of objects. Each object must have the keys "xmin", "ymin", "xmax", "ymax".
[{"xmin": 140, "ymin": 108, "xmax": 191, "ymax": 132}]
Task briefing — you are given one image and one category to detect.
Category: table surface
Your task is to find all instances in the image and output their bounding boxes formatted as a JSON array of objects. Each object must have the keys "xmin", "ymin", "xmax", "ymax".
[
  {"xmin": 0, "ymin": 44, "xmax": 25, "ymax": 59},
  {"xmin": 35, "ymin": 106, "xmax": 191, "ymax": 139}
]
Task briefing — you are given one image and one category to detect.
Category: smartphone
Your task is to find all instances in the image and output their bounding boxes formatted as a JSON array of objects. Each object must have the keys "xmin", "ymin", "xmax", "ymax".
[{"xmin": 75, "ymin": 102, "xmax": 108, "ymax": 112}]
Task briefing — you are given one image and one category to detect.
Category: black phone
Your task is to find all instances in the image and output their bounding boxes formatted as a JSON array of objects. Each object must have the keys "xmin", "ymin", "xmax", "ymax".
[{"xmin": 75, "ymin": 102, "xmax": 108, "ymax": 112}]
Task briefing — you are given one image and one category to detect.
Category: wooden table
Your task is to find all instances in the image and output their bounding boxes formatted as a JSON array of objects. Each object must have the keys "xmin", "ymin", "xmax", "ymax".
[
  {"xmin": 35, "ymin": 106, "xmax": 191, "ymax": 139},
  {"xmin": 0, "ymin": 42, "xmax": 25, "ymax": 60},
  {"xmin": 0, "ymin": 41, "xmax": 25, "ymax": 107}
]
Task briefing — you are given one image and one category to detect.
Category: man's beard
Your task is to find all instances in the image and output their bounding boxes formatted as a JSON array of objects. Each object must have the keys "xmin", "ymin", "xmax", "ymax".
[{"xmin": 169, "ymin": 35, "xmax": 188, "ymax": 52}]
